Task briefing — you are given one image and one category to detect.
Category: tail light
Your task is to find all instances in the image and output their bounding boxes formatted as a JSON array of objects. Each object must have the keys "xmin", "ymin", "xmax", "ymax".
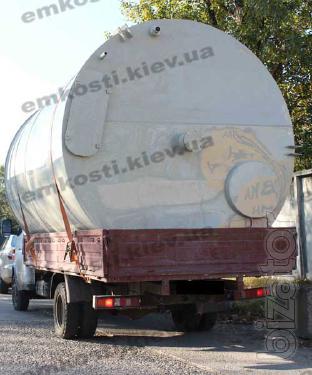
[
  {"xmin": 234, "ymin": 287, "xmax": 271, "ymax": 300},
  {"xmin": 243, "ymin": 287, "xmax": 270, "ymax": 299},
  {"xmin": 8, "ymin": 249, "xmax": 15, "ymax": 261},
  {"xmin": 93, "ymin": 295, "xmax": 141, "ymax": 310}
]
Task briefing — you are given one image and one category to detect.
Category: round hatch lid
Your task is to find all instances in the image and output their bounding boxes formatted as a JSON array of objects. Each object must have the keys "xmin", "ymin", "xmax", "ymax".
[{"xmin": 225, "ymin": 161, "xmax": 281, "ymax": 218}]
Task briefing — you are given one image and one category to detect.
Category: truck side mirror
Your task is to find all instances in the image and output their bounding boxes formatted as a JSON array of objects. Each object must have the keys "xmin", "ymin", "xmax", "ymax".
[{"xmin": 0, "ymin": 219, "xmax": 12, "ymax": 236}]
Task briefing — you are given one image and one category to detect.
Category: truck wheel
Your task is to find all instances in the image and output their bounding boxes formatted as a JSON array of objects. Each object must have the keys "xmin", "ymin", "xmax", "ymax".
[
  {"xmin": 199, "ymin": 312, "xmax": 217, "ymax": 331},
  {"xmin": 0, "ymin": 278, "xmax": 9, "ymax": 294},
  {"xmin": 172, "ymin": 306, "xmax": 217, "ymax": 332},
  {"xmin": 171, "ymin": 305, "xmax": 202, "ymax": 332},
  {"xmin": 53, "ymin": 283, "xmax": 80, "ymax": 339},
  {"xmin": 77, "ymin": 302, "xmax": 98, "ymax": 339},
  {"xmin": 12, "ymin": 275, "xmax": 29, "ymax": 311}
]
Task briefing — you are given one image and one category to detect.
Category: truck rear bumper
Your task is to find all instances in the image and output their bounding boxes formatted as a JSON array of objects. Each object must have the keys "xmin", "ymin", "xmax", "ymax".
[{"xmin": 92, "ymin": 286, "xmax": 269, "ymax": 311}]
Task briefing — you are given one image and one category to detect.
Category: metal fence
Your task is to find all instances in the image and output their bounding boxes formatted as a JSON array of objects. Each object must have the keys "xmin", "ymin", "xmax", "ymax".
[{"xmin": 274, "ymin": 169, "xmax": 312, "ymax": 280}]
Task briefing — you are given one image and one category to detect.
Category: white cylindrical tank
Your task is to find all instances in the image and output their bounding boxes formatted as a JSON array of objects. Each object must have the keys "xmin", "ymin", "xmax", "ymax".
[{"xmin": 5, "ymin": 20, "xmax": 294, "ymax": 234}]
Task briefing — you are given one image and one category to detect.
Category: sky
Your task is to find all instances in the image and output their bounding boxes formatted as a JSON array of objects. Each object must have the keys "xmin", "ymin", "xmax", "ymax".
[{"xmin": 0, "ymin": 0, "xmax": 128, "ymax": 165}]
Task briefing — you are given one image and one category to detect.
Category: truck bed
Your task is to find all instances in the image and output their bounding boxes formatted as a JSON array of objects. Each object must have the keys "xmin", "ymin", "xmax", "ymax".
[{"xmin": 26, "ymin": 227, "xmax": 297, "ymax": 282}]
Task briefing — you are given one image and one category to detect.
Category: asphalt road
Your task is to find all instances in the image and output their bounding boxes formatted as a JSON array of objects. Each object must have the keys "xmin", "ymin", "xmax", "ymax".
[{"xmin": 0, "ymin": 294, "xmax": 311, "ymax": 375}]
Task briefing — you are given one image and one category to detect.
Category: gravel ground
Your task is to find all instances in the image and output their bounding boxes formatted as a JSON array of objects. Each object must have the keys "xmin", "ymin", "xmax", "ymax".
[
  {"xmin": 0, "ymin": 295, "xmax": 311, "ymax": 375},
  {"xmin": 0, "ymin": 320, "xmax": 211, "ymax": 375}
]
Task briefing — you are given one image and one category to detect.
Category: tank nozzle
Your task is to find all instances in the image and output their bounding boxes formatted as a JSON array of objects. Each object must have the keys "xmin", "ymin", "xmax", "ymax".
[
  {"xmin": 150, "ymin": 26, "xmax": 161, "ymax": 36},
  {"xmin": 178, "ymin": 131, "xmax": 203, "ymax": 153}
]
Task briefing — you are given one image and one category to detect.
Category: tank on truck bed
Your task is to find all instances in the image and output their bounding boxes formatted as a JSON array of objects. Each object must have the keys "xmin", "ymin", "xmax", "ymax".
[{"xmin": 5, "ymin": 19, "xmax": 297, "ymax": 339}]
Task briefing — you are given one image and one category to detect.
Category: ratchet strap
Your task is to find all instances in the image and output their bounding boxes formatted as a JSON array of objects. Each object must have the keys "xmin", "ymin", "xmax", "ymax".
[
  {"xmin": 49, "ymin": 99, "xmax": 85, "ymax": 278},
  {"xmin": 17, "ymin": 194, "xmax": 38, "ymax": 266},
  {"xmin": 54, "ymin": 183, "xmax": 78, "ymax": 262},
  {"xmin": 55, "ymin": 181, "xmax": 80, "ymax": 266},
  {"xmin": 54, "ymin": 182, "xmax": 87, "ymax": 280}
]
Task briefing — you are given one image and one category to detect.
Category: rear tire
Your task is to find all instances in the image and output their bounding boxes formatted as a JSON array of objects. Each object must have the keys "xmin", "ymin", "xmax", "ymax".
[
  {"xmin": 172, "ymin": 305, "xmax": 217, "ymax": 332},
  {"xmin": 12, "ymin": 274, "xmax": 29, "ymax": 311},
  {"xmin": 199, "ymin": 312, "xmax": 217, "ymax": 331},
  {"xmin": 77, "ymin": 302, "xmax": 98, "ymax": 339},
  {"xmin": 0, "ymin": 278, "xmax": 9, "ymax": 294},
  {"xmin": 53, "ymin": 282, "xmax": 80, "ymax": 339},
  {"xmin": 172, "ymin": 305, "xmax": 202, "ymax": 332}
]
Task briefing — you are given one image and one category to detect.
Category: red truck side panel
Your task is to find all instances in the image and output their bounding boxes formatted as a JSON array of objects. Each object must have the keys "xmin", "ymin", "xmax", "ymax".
[{"xmin": 27, "ymin": 227, "xmax": 297, "ymax": 282}]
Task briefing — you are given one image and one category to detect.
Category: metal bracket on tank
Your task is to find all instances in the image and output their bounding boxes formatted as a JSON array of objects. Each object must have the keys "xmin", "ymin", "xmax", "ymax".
[
  {"xmin": 114, "ymin": 24, "xmax": 133, "ymax": 41},
  {"xmin": 286, "ymin": 153, "xmax": 303, "ymax": 157},
  {"xmin": 285, "ymin": 145, "xmax": 303, "ymax": 157}
]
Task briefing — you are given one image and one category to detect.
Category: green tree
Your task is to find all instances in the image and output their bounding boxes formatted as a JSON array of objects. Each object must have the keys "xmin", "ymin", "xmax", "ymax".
[
  {"xmin": 0, "ymin": 165, "xmax": 19, "ymax": 233},
  {"xmin": 121, "ymin": 0, "xmax": 312, "ymax": 170}
]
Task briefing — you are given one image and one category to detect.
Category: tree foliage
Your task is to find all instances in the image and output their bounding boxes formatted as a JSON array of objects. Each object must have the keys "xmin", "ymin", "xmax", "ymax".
[{"xmin": 121, "ymin": 0, "xmax": 312, "ymax": 170}]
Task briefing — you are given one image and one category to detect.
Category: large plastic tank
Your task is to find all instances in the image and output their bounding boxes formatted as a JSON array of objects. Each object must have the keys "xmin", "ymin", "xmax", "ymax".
[{"xmin": 5, "ymin": 19, "xmax": 294, "ymax": 234}]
